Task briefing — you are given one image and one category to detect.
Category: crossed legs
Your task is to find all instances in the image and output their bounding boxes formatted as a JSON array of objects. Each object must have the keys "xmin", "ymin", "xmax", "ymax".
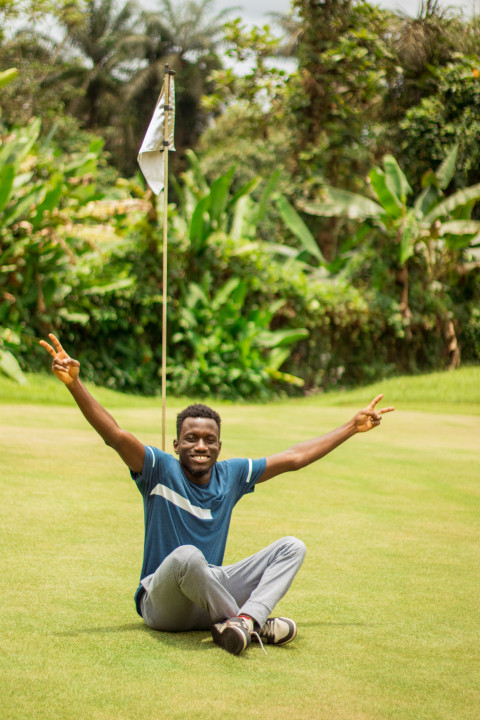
[{"xmin": 140, "ymin": 536, "xmax": 306, "ymax": 633}]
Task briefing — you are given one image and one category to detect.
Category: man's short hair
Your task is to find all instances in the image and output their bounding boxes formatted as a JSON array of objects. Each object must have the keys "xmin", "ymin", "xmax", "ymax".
[{"xmin": 176, "ymin": 404, "xmax": 221, "ymax": 438}]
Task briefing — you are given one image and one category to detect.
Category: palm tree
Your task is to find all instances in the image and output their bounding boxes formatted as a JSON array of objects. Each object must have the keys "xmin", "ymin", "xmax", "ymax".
[
  {"xmin": 59, "ymin": 0, "xmax": 143, "ymax": 129},
  {"xmin": 385, "ymin": 0, "xmax": 460, "ymax": 113},
  {"xmin": 378, "ymin": 0, "xmax": 470, "ymax": 191},
  {"xmin": 267, "ymin": 8, "xmax": 303, "ymax": 59},
  {"xmin": 0, "ymin": 30, "xmax": 59, "ymax": 125},
  {"xmin": 123, "ymin": 0, "xmax": 237, "ymax": 175}
]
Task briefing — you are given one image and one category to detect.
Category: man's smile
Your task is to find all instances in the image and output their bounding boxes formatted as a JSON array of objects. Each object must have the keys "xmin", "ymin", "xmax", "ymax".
[{"xmin": 173, "ymin": 417, "xmax": 222, "ymax": 484}]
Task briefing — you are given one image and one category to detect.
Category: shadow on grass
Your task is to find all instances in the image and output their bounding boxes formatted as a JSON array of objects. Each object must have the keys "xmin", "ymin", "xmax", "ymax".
[
  {"xmin": 53, "ymin": 623, "xmax": 302, "ymax": 657},
  {"xmin": 54, "ymin": 622, "xmax": 217, "ymax": 651},
  {"xmin": 301, "ymin": 620, "xmax": 374, "ymax": 627}
]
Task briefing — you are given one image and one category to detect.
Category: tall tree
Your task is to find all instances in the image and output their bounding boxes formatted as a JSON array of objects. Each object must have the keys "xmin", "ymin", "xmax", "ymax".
[
  {"xmin": 379, "ymin": 1, "xmax": 477, "ymax": 192},
  {"xmin": 289, "ymin": 0, "xmax": 393, "ymax": 184},
  {"xmin": 283, "ymin": 0, "xmax": 393, "ymax": 260},
  {"xmin": 123, "ymin": 0, "xmax": 235, "ymax": 176},
  {"xmin": 385, "ymin": 0, "xmax": 459, "ymax": 113},
  {"xmin": 58, "ymin": 0, "xmax": 142, "ymax": 129},
  {"xmin": 0, "ymin": 2, "xmax": 86, "ymax": 129}
]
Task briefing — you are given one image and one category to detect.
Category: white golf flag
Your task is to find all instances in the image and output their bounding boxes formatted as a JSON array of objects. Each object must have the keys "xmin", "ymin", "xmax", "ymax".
[{"xmin": 138, "ymin": 74, "xmax": 175, "ymax": 195}]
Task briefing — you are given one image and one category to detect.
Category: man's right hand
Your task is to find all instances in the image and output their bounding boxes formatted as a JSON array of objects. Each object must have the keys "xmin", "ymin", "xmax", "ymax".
[
  {"xmin": 39, "ymin": 332, "xmax": 145, "ymax": 474},
  {"xmin": 39, "ymin": 333, "xmax": 80, "ymax": 386}
]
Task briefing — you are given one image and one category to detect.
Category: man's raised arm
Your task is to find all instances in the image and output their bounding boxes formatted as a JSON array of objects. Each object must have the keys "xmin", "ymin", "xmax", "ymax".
[
  {"xmin": 258, "ymin": 395, "xmax": 394, "ymax": 483},
  {"xmin": 39, "ymin": 333, "xmax": 145, "ymax": 474}
]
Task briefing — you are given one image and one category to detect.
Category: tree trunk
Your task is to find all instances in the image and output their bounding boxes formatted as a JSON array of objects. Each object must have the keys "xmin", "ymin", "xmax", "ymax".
[
  {"xmin": 317, "ymin": 217, "xmax": 340, "ymax": 262},
  {"xmin": 444, "ymin": 318, "xmax": 460, "ymax": 370},
  {"xmin": 397, "ymin": 263, "xmax": 412, "ymax": 339}
]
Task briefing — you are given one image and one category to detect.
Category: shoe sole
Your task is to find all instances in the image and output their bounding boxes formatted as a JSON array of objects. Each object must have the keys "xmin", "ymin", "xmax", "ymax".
[{"xmin": 222, "ymin": 626, "xmax": 250, "ymax": 655}]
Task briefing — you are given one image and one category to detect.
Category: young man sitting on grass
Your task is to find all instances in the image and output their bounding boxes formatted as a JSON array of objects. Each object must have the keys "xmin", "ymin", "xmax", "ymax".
[{"xmin": 40, "ymin": 333, "xmax": 394, "ymax": 656}]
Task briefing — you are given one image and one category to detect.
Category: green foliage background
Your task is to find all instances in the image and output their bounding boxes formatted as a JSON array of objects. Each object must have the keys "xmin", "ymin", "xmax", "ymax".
[{"xmin": 1, "ymin": 0, "xmax": 480, "ymax": 398}]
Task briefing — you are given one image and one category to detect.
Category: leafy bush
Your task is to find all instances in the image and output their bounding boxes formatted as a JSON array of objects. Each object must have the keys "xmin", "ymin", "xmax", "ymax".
[
  {"xmin": 298, "ymin": 147, "xmax": 480, "ymax": 374},
  {"xmin": 2, "ymin": 82, "xmax": 478, "ymax": 398}
]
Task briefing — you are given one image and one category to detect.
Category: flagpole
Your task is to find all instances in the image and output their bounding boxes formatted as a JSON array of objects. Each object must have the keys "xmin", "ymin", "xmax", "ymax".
[
  {"xmin": 161, "ymin": 64, "xmax": 174, "ymax": 451},
  {"xmin": 137, "ymin": 64, "xmax": 175, "ymax": 450}
]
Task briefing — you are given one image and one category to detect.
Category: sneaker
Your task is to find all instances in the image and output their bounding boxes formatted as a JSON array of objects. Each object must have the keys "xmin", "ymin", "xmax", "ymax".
[
  {"xmin": 211, "ymin": 616, "xmax": 253, "ymax": 655},
  {"xmin": 252, "ymin": 616, "xmax": 297, "ymax": 646}
]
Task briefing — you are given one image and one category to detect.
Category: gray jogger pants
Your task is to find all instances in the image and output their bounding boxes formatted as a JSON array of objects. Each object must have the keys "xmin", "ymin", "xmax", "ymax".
[{"xmin": 139, "ymin": 536, "xmax": 306, "ymax": 632}]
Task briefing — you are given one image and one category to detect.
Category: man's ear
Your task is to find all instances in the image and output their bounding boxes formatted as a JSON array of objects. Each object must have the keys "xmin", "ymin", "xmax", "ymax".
[{"xmin": 173, "ymin": 438, "xmax": 179, "ymax": 454}]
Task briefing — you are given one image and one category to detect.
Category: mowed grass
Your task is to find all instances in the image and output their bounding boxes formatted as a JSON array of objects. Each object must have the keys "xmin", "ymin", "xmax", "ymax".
[{"xmin": 1, "ymin": 368, "xmax": 479, "ymax": 720}]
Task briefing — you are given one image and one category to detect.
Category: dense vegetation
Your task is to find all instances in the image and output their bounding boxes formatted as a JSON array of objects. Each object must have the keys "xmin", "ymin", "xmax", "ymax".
[{"xmin": 1, "ymin": 0, "xmax": 480, "ymax": 398}]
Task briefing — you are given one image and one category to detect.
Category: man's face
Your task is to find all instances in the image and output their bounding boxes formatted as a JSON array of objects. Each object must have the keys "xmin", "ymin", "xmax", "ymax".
[{"xmin": 173, "ymin": 417, "xmax": 222, "ymax": 484}]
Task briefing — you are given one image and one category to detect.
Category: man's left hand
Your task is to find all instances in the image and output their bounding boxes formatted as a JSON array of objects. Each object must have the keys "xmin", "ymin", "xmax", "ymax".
[{"xmin": 354, "ymin": 394, "xmax": 395, "ymax": 433}]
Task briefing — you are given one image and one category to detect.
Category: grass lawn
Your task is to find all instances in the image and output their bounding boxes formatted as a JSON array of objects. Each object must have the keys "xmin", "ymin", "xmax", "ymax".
[{"xmin": 1, "ymin": 368, "xmax": 479, "ymax": 720}]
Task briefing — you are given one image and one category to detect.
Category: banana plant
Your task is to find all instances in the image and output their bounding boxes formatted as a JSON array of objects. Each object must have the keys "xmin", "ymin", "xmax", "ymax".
[
  {"xmin": 274, "ymin": 193, "xmax": 325, "ymax": 266},
  {"xmin": 0, "ymin": 121, "xmax": 104, "ymax": 315},
  {"xmin": 170, "ymin": 274, "xmax": 308, "ymax": 398},
  {"xmin": 0, "ymin": 327, "xmax": 26, "ymax": 384},
  {"xmin": 0, "ymin": 67, "xmax": 137, "ymax": 382},
  {"xmin": 0, "ymin": 68, "xmax": 18, "ymax": 90},
  {"xmin": 0, "ymin": 67, "xmax": 28, "ymax": 382},
  {"xmin": 300, "ymin": 145, "xmax": 480, "ymax": 265},
  {"xmin": 167, "ymin": 155, "xmax": 312, "ymax": 396},
  {"xmin": 172, "ymin": 151, "xmax": 282, "ymax": 264},
  {"xmin": 297, "ymin": 146, "xmax": 480, "ymax": 347}
]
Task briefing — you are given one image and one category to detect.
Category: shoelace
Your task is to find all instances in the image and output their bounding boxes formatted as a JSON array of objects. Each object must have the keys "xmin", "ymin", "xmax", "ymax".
[
  {"xmin": 258, "ymin": 621, "xmax": 277, "ymax": 643},
  {"xmin": 231, "ymin": 618, "xmax": 268, "ymax": 655},
  {"xmin": 251, "ymin": 629, "xmax": 267, "ymax": 655}
]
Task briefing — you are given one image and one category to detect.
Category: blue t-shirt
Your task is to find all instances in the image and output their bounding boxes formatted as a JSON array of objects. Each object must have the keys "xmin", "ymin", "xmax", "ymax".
[{"xmin": 131, "ymin": 446, "xmax": 267, "ymax": 615}]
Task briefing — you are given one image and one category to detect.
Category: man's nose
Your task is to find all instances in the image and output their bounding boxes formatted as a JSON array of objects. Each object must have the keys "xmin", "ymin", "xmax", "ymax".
[{"xmin": 194, "ymin": 437, "xmax": 207, "ymax": 451}]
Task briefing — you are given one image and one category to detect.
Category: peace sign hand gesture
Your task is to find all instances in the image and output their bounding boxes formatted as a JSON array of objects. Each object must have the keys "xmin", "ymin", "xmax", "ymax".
[
  {"xmin": 39, "ymin": 333, "xmax": 80, "ymax": 386},
  {"xmin": 353, "ymin": 394, "xmax": 395, "ymax": 433}
]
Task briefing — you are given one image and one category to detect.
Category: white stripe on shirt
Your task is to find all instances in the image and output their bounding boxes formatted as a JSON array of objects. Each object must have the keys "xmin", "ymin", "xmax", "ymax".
[
  {"xmin": 147, "ymin": 446, "xmax": 155, "ymax": 467},
  {"xmin": 245, "ymin": 458, "xmax": 253, "ymax": 483},
  {"xmin": 150, "ymin": 483, "xmax": 212, "ymax": 520}
]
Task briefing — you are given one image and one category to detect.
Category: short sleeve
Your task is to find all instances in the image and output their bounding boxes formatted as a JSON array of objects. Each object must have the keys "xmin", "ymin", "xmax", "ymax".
[
  {"xmin": 222, "ymin": 457, "xmax": 267, "ymax": 501},
  {"xmin": 130, "ymin": 445, "xmax": 167, "ymax": 495}
]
